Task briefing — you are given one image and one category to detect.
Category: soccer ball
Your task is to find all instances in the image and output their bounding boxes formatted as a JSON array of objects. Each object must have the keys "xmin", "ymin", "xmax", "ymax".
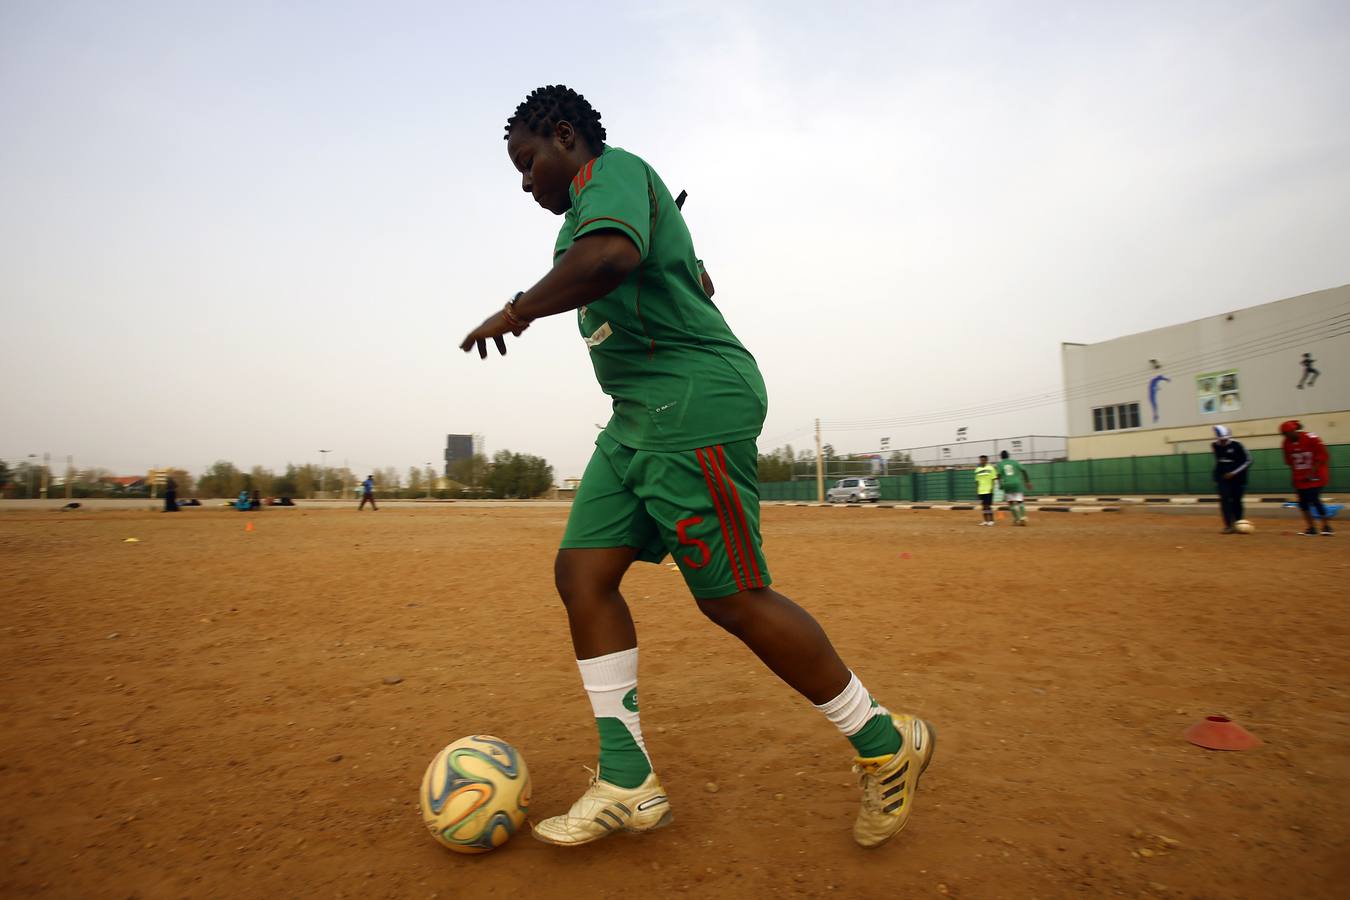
[
  {"xmin": 420, "ymin": 735, "xmax": 531, "ymax": 854},
  {"xmin": 1234, "ymin": 520, "xmax": 1255, "ymax": 534}
]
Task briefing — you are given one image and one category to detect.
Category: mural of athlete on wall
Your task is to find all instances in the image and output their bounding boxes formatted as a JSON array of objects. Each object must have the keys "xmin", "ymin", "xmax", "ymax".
[
  {"xmin": 1148, "ymin": 374, "xmax": 1170, "ymax": 423},
  {"xmin": 1297, "ymin": 353, "xmax": 1320, "ymax": 389}
]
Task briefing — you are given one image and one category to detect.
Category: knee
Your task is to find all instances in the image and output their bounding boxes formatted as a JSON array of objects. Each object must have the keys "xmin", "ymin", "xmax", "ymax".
[
  {"xmin": 697, "ymin": 591, "xmax": 764, "ymax": 635},
  {"xmin": 553, "ymin": 553, "xmax": 586, "ymax": 606},
  {"xmin": 553, "ymin": 551, "xmax": 621, "ymax": 609}
]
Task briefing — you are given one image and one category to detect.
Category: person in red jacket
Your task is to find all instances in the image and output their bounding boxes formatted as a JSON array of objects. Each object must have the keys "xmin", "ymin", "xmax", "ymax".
[{"xmin": 1280, "ymin": 420, "xmax": 1333, "ymax": 536}]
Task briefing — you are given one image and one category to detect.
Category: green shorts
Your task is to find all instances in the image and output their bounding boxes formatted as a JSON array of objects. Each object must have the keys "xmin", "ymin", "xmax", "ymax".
[{"xmin": 561, "ymin": 432, "xmax": 772, "ymax": 599}]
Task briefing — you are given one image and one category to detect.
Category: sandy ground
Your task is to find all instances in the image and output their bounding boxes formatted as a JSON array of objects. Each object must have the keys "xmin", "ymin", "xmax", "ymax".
[{"xmin": 1, "ymin": 505, "xmax": 1347, "ymax": 900}]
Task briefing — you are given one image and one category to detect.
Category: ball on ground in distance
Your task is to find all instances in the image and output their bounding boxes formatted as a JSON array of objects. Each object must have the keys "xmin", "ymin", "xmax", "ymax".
[
  {"xmin": 1235, "ymin": 520, "xmax": 1255, "ymax": 534},
  {"xmin": 420, "ymin": 735, "xmax": 530, "ymax": 854}
]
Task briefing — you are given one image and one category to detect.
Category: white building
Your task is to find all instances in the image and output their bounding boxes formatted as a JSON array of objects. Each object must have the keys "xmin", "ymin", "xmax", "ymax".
[{"xmin": 1061, "ymin": 284, "xmax": 1349, "ymax": 459}]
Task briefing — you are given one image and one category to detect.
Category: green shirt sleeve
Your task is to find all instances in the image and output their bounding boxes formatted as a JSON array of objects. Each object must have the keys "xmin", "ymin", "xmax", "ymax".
[{"xmin": 569, "ymin": 149, "xmax": 651, "ymax": 260}]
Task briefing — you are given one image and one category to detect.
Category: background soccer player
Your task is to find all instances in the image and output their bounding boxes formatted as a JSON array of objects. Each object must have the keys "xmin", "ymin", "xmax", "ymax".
[
  {"xmin": 995, "ymin": 450, "xmax": 1033, "ymax": 526},
  {"xmin": 359, "ymin": 474, "xmax": 378, "ymax": 511},
  {"xmin": 974, "ymin": 455, "xmax": 997, "ymax": 525},
  {"xmin": 1280, "ymin": 420, "xmax": 1333, "ymax": 536},
  {"xmin": 1211, "ymin": 425, "xmax": 1251, "ymax": 534},
  {"xmin": 458, "ymin": 85, "xmax": 935, "ymax": 849}
]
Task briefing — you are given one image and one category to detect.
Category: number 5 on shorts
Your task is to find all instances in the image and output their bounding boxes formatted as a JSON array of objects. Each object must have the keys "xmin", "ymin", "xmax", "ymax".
[{"xmin": 676, "ymin": 516, "xmax": 710, "ymax": 569}]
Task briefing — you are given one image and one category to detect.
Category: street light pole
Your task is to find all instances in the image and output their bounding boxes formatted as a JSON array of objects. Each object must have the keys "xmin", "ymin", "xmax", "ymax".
[
  {"xmin": 27, "ymin": 454, "xmax": 37, "ymax": 499},
  {"xmin": 425, "ymin": 462, "xmax": 434, "ymax": 499},
  {"xmin": 318, "ymin": 449, "xmax": 331, "ymax": 498}
]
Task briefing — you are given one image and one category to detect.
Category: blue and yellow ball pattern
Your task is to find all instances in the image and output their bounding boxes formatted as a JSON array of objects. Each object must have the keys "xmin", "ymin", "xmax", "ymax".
[{"xmin": 420, "ymin": 735, "xmax": 531, "ymax": 854}]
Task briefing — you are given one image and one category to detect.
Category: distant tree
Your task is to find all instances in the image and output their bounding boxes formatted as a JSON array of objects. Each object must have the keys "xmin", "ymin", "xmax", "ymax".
[
  {"xmin": 197, "ymin": 461, "xmax": 244, "ymax": 498},
  {"xmin": 406, "ymin": 466, "xmax": 424, "ymax": 496},
  {"xmin": 377, "ymin": 467, "xmax": 401, "ymax": 497},
  {"xmin": 274, "ymin": 466, "xmax": 300, "ymax": 498},
  {"xmin": 10, "ymin": 461, "xmax": 33, "ymax": 497},
  {"xmin": 516, "ymin": 453, "xmax": 554, "ymax": 497},
  {"xmin": 757, "ymin": 444, "xmax": 796, "ymax": 482},
  {"xmin": 294, "ymin": 464, "xmax": 318, "ymax": 498},
  {"xmin": 69, "ymin": 467, "xmax": 117, "ymax": 498},
  {"xmin": 166, "ymin": 467, "xmax": 195, "ymax": 495},
  {"xmin": 484, "ymin": 450, "xmax": 518, "ymax": 498},
  {"xmin": 0, "ymin": 460, "xmax": 10, "ymax": 492},
  {"xmin": 449, "ymin": 454, "xmax": 489, "ymax": 494},
  {"xmin": 887, "ymin": 450, "xmax": 915, "ymax": 476},
  {"xmin": 246, "ymin": 466, "xmax": 275, "ymax": 496},
  {"xmin": 482, "ymin": 450, "xmax": 554, "ymax": 498}
]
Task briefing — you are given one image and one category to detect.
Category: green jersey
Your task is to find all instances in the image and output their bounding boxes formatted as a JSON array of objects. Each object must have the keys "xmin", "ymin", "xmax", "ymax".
[
  {"xmin": 554, "ymin": 146, "xmax": 767, "ymax": 451},
  {"xmin": 997, "ymin": 458, "xmax": 1028, "ymax": 491},
  {"xmin": 974, "ymin": 465, "xmax": 997, "ymax": 494}
]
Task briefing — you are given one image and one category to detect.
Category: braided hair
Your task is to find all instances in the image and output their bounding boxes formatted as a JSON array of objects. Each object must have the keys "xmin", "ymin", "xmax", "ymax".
[{"xmin": 504, "ymin": 85, "xmax": 607, "ymax": 153}]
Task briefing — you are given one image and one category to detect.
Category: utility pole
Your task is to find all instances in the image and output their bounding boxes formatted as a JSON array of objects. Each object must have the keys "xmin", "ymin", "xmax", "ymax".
[
  {"xmin": 40, "ymin": 452, "xmax": 50, "ymax": 499},
  {"xmin": 318, "ymin": 449, "xmax": 331, "ymax": 498},
  {"xmin": 65, "ymin": 456, "xmax": 73, "ymax": 502},
  {"xmin": 814, "ymin": 419, "xmax": 825, "ymax": 504}
]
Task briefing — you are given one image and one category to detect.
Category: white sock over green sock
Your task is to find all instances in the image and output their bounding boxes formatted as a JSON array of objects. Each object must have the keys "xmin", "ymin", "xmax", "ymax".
[
  {"xmin": 577, "ymin": 648, "xmax": 652, "ymax": 788},
  {"xmin": 815, "ymin": 671, "xmax": 901, "ymax": 757}
]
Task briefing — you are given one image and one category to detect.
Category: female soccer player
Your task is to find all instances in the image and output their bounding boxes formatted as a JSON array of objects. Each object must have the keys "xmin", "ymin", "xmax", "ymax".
[{"xmin": 460, "ymin": 85, "xmax": 935, "ymax": 848}]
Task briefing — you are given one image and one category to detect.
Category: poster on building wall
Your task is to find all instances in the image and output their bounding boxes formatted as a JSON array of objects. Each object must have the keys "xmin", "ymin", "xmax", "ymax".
[{"xmin": 1197, "ymin": 370, "xmax": 1240, "ymax": 414}]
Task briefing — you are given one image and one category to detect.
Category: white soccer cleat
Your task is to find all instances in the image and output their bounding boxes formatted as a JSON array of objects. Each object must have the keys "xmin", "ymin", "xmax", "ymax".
[{"xmin": 531, "ymin": 769, "xmax": 672, "ymax": 846}]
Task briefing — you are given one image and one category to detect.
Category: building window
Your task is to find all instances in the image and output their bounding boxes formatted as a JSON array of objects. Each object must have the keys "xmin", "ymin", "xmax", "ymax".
[{"xmin": 1091, "ymin": 402, "xmax": 1141, "ymax": 432}]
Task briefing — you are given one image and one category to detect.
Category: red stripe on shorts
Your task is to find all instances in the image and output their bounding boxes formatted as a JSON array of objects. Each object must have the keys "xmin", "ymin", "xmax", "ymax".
[
  {"xmin": 696, "ymin": 446, "xmax": 746, "ymax": 591},
  {"xmin": 714, "ymin": 444, "xmax": 764, "ymax": 588},
  {"xmin": 705, "ymin": 446, "xmax": 755, "ymax": 589}
]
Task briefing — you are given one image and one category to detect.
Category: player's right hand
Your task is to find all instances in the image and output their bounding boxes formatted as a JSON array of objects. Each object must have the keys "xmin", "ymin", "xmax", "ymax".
[{"xmin": 460, "ymin": 311, "xmax": 528, "ymax": 359}]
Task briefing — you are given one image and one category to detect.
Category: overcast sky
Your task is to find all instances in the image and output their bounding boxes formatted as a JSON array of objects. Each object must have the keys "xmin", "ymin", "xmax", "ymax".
[{"xmin": 2, "ymin": 0, "xmax": 1348, "ymax": 481}]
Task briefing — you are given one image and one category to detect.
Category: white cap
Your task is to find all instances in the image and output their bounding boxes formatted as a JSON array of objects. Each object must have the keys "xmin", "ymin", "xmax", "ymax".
[{"xmin": 1213, "ymin": 425, "xmax": 1232, "ymax": 439}]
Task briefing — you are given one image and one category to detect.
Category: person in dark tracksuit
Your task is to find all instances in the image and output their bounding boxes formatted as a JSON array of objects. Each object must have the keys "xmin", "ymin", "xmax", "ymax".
[{"xmin": 1212, "ymin": 425, "xmax": 1251, "ymax": 534}]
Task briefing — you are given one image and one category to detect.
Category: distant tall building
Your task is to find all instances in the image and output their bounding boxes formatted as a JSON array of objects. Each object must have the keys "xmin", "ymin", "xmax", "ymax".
[{"xmin": 444, "ymin": 433, "xmax": 485, "ymax": 476}]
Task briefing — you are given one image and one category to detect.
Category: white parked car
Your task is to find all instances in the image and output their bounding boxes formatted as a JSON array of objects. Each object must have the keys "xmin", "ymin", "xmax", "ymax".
[{"xmin": 827, "ymin": 477, "xmax": 881, "ymax": 503}]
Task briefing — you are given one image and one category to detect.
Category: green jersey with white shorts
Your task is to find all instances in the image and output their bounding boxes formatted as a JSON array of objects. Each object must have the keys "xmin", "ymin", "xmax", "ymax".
[
  {"xmin": 997, "ymin": 459, "xmax": 1028, "ymax": 493},
  {"xmin": 557, "ymin": 146, "xmax": 771, "ymax": 598}
]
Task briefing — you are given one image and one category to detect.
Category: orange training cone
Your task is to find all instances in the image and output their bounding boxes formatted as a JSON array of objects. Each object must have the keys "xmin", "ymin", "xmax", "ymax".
[
  {"xmin": 1184, "ymin": 715, "xmax": 1261, "ymax": 751},
  {"xmin": 245, "ymin": 521, "xmax": 254, "ymax": 533}
]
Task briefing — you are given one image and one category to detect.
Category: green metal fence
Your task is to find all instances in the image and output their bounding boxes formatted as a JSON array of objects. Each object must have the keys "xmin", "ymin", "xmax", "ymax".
[{"xmin": 759, "ymin": 444, "xmax": 1350, "ymax": 501}]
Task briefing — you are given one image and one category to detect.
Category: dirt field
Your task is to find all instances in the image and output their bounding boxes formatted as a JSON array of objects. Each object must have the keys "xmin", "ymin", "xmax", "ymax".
[{"xmin": 1, "ymin": 505, "xmax": 1347, "ymax": 899}]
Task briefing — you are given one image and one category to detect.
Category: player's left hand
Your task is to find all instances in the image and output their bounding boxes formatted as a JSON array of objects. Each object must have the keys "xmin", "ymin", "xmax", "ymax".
[{"xmin": 460, "ymin": 311, "xmax": 529, "ymax": 359}]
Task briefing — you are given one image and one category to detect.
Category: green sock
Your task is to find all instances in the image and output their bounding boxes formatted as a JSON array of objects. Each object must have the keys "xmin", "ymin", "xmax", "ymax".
[
  {"xmin": 596, "ymin": 717, "xmax": 653, "ymax": 788},
  {"xmin": 579, "ymin": 650, "xmax": 652, "ymax": 789},
  {"xmin": 849, "ymin": 712, "xmax": 902, "ymax": 758}
]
